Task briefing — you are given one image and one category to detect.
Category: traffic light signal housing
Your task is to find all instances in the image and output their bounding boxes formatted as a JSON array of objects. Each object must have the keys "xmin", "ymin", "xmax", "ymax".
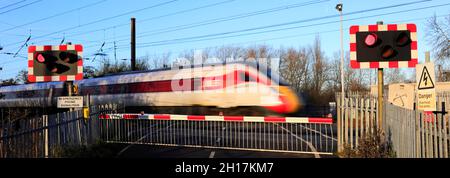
[
  {"xmin": 350, "ymin": 24, "xmax": 417, "ymax": 69},
  {"xmin": 28, "ymin": 45, "xmax": 83, "ymax": 82}
]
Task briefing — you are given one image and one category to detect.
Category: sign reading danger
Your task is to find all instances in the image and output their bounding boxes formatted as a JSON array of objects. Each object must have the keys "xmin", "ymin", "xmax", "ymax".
[{"xmin": 416, "ymin": 62, "xmax": 436, "ymax": 111}]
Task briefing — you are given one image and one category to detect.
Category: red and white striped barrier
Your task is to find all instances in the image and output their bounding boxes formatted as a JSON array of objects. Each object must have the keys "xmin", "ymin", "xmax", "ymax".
[{"xmin": 99, "ymin": 114, "xmax": 333, "ymax": 124}]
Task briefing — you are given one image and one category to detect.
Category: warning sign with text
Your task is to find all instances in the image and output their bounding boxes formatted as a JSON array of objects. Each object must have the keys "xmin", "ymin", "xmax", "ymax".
[
  {"xmin": 57, "ymin": 96, "xmax": 83, "ymax": 108},
  {"xmin": 416, "ymin": 62, "xmax": 436, "ymax": 111}
]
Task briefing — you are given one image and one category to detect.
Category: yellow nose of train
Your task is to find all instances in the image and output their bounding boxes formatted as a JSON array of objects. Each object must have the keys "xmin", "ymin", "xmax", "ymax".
[
  {"xmin": 279, "ymin": 86, "xmax": 301, "ymax": 113},
  {"xmin": 264, "ymin": 86, "xmax": 302, "ymax": 113}
]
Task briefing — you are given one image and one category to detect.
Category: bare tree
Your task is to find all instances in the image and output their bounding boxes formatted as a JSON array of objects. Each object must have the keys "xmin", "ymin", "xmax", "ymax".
[
  {"xmin": 147, "ymin": 52, "xmax": 170, "ymax": 69},
  {"xmin": 215, "ymin": 46, "xmax": 233, "ymax": 63},
  {"xmin": 93, "ymin": 56, "xmax": 150, "ymax": 77},
  {"xmin": 327, "ymin": 52, "xmax": 342, "ymax": 92},
  {"xmin": 160, "ymin": 52, "xmax": 171, "ymax": 68},
  {"xmin": 280, "ymin": 47, "xmax": 310, "ymax": 93},
  {"xmin": 178, "ymin": 49, "xmax": 194, "ymax": 63},
  {"xmin": 135, "ymin": 57, "xmax": 150, "ymax": 71},
  {"xmin": 257, "ymin": 45, "xmax": 268, "ymax": 63},
  {"xmin": 15, "ymin": 70, "xmax": 28, "ymax": 84},
  {"xmin": 309, "ymin": 36, "xmax": 327, "ymax": 95},
  {"xmin": 427, "ymin": 14, "xmax": 450, "ymax": 61},
  {"xmin": 245, "ymin": 47, "xmax": 257, "ymax": 60},
  {"xmin": 385, "ymin": 68, "xmax": 406, "ymax": 84},
  {"xmin": 213, "ymin": 45, "xmax": 245, "ymax": 62},
  {"xmin": 330, "ymin": 51, "xmax": 368, "ymax": 92}
]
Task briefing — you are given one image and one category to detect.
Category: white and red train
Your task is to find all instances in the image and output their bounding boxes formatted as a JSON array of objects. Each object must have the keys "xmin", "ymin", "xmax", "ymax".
[{"xmin": 0, "ymin": 62, "xmax": 302, "ymax": 115}]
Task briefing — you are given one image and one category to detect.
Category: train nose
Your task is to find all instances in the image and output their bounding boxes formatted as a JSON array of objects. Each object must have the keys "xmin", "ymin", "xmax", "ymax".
[
  {"xmin": 264, "ymin": 86, "xmax": 302, "ymax": 113},
  {"xmin": 278, "ymin": 86, "xmax": 301, "ymax": 113}
]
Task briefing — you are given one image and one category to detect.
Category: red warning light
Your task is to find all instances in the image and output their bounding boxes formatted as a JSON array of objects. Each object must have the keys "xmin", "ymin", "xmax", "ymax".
[
  {"xmin": 364, "ymin": 33, "xmax": 378, "ymax": 47},
  {"xmin": 37, "ymin": 54, "xmax": 45, "ymax": 63}
]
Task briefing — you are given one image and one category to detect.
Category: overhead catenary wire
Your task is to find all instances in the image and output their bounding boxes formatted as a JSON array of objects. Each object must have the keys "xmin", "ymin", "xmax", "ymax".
[
  {"xmin": 128, "ymin": 1, "xmax": 448, "ymax": 47},
  {"xmin": 99, "ymin": 29, "xmax": 341, "ymax": 58},
  {"xmin": 3, "ymin": 0, "xmax": 329, "ymax": 49},
  {"xmin": 63, "ymin": 0, "xmax": 238, "ymax": 38},
  {"xmin": 6, "ymin": 0, "xmax": 240, "ymax": 47},
  {"xmin": 0, "ymin": 0, "xmax": 42, "ymax": 15},
  {"xmin": 108, "ymin": 0, "xmax": 431, "ymax": 44},
  {"xmin": 0, "ymin": 0, "xmax": 108, "ymax": 32},
  {"xmin": 133, "ymin": 0, "xmax": 332, "ymax": 39},
  {"xmin": 64, "ymin": 0, "xmax": 329, "ymax": 39},
  {"xmin": 13, "ymin": 33, "xmax": 30, "ymax": 58},
  {"xmin": 92, "ymin": 42, "xmax": 106, "ymax": 62},
  {"xmin": 14, "ymin": 0, "xmax": 449, "ymax": 55},
  {"xmin": 79, "ymin": 0, "xmax": 333, "ymax": 46},
  {"xmin": 5, "ymin": 0, "xmax": 431, "ymax": 53},
  {"xmin": 0, "ymin": 0, "xmax": 27, "ymax": 11},
  {"xmin": 100, "ymin": 13, "xmax": 449, "ymax": 58},
  {"xmin": 106, "ymin": 13, "xmax": 449, "ymax": 55},
  {"xmin": 2, "ymin": 0, "xmax": 180, "ymax": 48},
  {"xmin": 80, "ymin": 0, "xmax": 437, "ymax": 50}
]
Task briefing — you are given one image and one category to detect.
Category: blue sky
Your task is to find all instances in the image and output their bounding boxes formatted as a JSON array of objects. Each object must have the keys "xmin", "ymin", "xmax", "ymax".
[{"xmin": 0, "ymin": 0, "xmax": 449, "ymax": 80}]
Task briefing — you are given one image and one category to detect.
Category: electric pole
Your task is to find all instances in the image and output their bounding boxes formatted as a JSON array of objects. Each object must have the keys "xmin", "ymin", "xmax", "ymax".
[{"xmin": 131, "ymin": 17, "xmax": 136, "ymax": 71}]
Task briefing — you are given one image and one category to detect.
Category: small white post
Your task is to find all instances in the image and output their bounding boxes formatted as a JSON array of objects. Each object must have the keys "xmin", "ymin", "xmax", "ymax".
[{"xmin": 43, "ymin": 115, "xmax": 49, "ymax": 158}]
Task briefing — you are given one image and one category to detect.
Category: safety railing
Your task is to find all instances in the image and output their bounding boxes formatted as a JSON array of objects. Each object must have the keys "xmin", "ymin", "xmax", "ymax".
[
  {"xmin": 337, "ymin": 92, "xmax": 450, "ymax": 158},
  {"xmin": 99, "ymin": 114, "xmax": 337, "ymax": 155},
  {"xmin": 0, "ymin": 104, "xmax": 120, "ymax": 158}
]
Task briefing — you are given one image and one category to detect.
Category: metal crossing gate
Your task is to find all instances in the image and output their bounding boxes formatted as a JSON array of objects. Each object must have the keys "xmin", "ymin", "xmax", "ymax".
[
  {"xmin": 98, "ymin": 114, "xmax": 337, "ymax": 155},
  {"xmin": 0, "ymin": 104, "xmax": 119, "ymax": 158}
]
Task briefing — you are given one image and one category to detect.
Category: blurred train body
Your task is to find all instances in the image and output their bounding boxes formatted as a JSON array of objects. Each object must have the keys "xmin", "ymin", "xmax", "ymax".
[{"xmin": 0, "ymin": 62, "xmax": 302, "ymax": 115}]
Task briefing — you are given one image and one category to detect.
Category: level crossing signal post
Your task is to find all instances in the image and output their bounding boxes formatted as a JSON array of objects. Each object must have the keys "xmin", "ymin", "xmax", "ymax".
[
  {"xmin": 27, "ymin": 44, "xmax": 85, "ymax": 112},
  {"xmin": 349, "ymin": 22, "xmax": 418, "ymax": 129}
]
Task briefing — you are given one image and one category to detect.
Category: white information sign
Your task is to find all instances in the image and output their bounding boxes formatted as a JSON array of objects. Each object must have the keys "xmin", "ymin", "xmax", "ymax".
[{"xmin": 57, "ymin": 96, "xmax": 83, "ymax": 108}]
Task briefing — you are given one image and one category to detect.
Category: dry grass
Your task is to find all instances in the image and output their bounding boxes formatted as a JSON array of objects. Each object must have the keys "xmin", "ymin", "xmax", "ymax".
[{"xmin": 339, "ymin": 129, "xmax": 396, "ymax": 158}]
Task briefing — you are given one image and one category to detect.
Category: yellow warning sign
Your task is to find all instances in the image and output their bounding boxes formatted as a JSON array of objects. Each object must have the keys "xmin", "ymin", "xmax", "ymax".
[
  {"xmin": 416, "ymin": 62, "xmax": 436, "ymax": 111},
  {"xmin": 83, "ymin": 107, "xmax": 90, "ymax": 120},
  {"xmin": 417, "ymin": 66, "xmax": 435, "ymax": 90}
]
